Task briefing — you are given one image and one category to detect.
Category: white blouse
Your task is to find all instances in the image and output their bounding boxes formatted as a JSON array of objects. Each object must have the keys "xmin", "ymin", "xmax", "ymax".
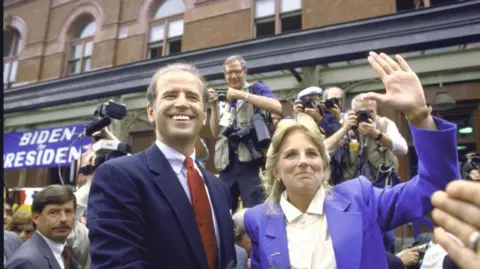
[{"xmin": 279, "ymin": 188, "xmax": 337, "ymax": 269}]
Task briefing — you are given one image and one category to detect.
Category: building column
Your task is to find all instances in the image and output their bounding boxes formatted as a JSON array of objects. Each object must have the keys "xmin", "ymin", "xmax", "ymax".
[{"xmin": 300, "ymin": 66, "xmax": 320, "ymax": 89}]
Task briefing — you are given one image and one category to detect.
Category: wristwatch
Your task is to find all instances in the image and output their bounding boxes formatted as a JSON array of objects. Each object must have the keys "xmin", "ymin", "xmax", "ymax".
[{"xmin": 375, "ymin": 132, "xmax": 383, "ymax": 141}]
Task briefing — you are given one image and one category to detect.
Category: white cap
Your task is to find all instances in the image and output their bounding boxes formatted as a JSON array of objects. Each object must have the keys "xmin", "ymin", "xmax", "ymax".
[{"xmin": 296, "ymin": 86, "xmax": 323, "ymax": 100}]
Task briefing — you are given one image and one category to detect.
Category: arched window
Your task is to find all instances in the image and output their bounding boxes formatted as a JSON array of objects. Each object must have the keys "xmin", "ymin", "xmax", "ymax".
[
  {"xmin": 3, "ymin": 27, "xmax": 21, "ymax": 86},
  {"xmin": 67, "ymin": 17, "xmax": 96, "ymax": 75},
  {"xmin": 148, "ymin": 0, "xmax": 184, "ymax": 59}
]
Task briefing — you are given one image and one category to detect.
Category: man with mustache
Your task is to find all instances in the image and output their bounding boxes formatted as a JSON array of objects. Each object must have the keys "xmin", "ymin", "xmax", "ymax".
[{"xmin": 6, "ymin": 185, "xmax": 79, "ymax": 269}]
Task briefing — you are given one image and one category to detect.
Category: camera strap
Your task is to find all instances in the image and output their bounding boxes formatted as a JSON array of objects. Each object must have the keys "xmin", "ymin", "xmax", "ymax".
[{"xmin": 232, "ymin": 82, "xmax": 264, "ymax": 127}]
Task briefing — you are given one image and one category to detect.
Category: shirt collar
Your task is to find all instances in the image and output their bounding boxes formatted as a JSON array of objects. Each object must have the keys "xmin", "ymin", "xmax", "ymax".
[
  {"xmin": 242, "ymin": 81, "xmax": 252, "ymax": 90},
  {"xmin": 155, "ymin": 140, "xmax": 196, "ymax": 175},
  {"xmin": 280, "ymin": 187, "xmax": 326, "ymax": 223},
  {"xmin": 36, "ymin": 231, "xmax": 66, "ymax": 255}
]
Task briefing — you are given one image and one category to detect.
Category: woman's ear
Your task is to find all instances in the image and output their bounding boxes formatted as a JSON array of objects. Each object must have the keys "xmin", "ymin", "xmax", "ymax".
[{"xmin": 272, "ymin": 168, "xmax": 279, "ymax": 181}]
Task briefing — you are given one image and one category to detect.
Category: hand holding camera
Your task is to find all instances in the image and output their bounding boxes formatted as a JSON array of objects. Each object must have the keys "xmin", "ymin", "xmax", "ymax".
[
  {"xmin": 342, "ymin": 110, "xmax": 357, "ymax": 130},
  {"xmin": 325, "ymin": 98, "xmax": 342, "ymax": 120},
  {"xmin": 293, "ymin": 98, "xmax": 323, "ymax": 123},
  {"xmin": 208, "ymin": 88, "xmax": 218, "ymax": 106},
  {"xmin": 354, "ymin": 109, "xmax": 380, "ymax": 139},
  {"xmin": 358, "ymin": 121, "xmax": 379, "ymax": 139},
  {"xmin": 397, "ymin": 248, "xmax": 420, "ymax": 267}
]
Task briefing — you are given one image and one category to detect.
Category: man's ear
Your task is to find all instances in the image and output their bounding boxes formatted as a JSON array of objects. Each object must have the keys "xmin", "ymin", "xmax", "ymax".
[
  {"xmin": 146, "ymin": 104, "xmax": 155, "ymax": 124},
  {"xmin": 202, "ymin": 111, "xmax": 207, "ymax": 126},
  {"xmin": 32, "ymin": 214, "xmax": 40, "ymax": 226}
]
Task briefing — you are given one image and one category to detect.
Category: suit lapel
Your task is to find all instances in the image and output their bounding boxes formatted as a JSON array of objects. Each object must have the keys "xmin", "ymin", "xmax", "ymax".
[
  {"xmin": 31, "ymin": 233, "xmax": 62, "ymax": 269},
  {"xmin": 145, "ymin": 144, "xmax": 208, "ymax": 269},
  {"xmin": 324, "ymin": 192, "xmax": 362, "ymax": 269},
  {"xmin": 262, "ymin": 205, "xmax": 290, "ymax": 269}
]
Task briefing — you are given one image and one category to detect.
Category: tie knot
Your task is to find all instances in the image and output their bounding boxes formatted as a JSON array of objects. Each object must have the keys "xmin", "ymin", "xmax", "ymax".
[
  {"xmin": 184, "ymin": 157, "xmax": 194, "ymax": 170},
  {"xmin": 63, "ymin": 246, "xmax": 71, "ymax": 256}
]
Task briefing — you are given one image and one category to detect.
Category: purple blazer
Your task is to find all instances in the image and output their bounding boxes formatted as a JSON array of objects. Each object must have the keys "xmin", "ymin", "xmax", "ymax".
[{"xmin": 244, "ymin": 117, "xmax": 460, "ymax": 269}]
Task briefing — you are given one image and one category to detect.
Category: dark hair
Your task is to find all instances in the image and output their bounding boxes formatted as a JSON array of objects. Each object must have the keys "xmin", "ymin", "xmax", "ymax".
[{"xmin": 31, "ymin": 185, "xmax": 77, "ymax": 215}]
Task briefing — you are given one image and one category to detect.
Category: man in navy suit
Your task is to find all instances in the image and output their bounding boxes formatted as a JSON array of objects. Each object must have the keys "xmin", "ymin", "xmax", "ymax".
[{"xmin": 87, "ymin": 63, "xmax": 236, "ymax": 269}]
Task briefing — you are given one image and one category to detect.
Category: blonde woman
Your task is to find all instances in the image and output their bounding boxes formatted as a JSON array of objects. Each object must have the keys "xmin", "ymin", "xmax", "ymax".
[{"xmin": 243, "ymin": 52, "xmax": 460, "ymax": 269}]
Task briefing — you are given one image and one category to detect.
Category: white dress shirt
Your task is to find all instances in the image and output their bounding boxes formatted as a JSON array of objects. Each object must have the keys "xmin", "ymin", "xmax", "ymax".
[
  {"xmin": 280, "ymin": 188, "xmax": 337, "ymax": 269},
  {"xmin": 378, "ymin": 117, "xmax": 408, "ymax": 156},
  {"xmin": 155, "ymin": 140, "xmax": 220, "ymax": 247},
  {"xmin": 74, "ymin": 180, "xmax": 91, "ymax": 221},
  {"xmin": 37, "ymin": 231, "xmax": 66, "ymax": 269}
]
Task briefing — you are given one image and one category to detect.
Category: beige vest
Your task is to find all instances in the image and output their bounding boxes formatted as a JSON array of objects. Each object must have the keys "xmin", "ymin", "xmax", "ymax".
[
  {"xmin": 214, "ymin": 83, "xmax": 262, "ymax": 171},
  {"xmin": 344, "ymin": 116, "xmax": 399, "ymax": 180}
]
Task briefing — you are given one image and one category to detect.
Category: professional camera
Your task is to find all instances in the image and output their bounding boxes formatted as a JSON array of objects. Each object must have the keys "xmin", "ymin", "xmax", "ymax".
[
  {"xmin": 356, "ymin": 109, "xmax": 372, "ymax": 123},
  {"xmin": 216, "ymin": 88, "xmax": 228, "ymax": 102},
  {"xmin": 300, "ymin": 96, "xmax": 324, "ymax": 116},
  {"xmin": 221, "ymin": 112, "xmax": 271, "ymax": 160},
  {"xmin": 325, "ymin": 97, "xmax": 341, "ymax": 109}
]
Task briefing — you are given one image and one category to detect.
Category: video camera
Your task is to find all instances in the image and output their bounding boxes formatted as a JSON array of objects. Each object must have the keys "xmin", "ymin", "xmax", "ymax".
[
  {"xmin": 77, "ymin": 100, "xmax": 131, "ymax": 177},
  {"xmin": 221, "ymin": 112, "xmax": 271, "ymax": 161},
  {"xmin": 85, "ymin": 101, "xmax": 127, "ymax": 138}
]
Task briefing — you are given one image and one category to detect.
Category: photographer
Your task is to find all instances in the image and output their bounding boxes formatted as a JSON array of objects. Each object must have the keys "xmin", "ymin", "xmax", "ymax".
[
  {"xmin": 344, "ymin": 93, "xmax": 408, "ymax": 182},
  {"xmin": 293, "ymin": 87, "xmax": 357, "ymax": 153},
  {"xmin": 75, "ymin": 127, "xmax": 120, "ymax": 221},
  {"xmin": 209, "ymin": 55, "xmax": 282, "ymax": 212},
  {"xmin": 322, "ymin": 86, "xmax": 345, "ymax": 133},
  {"xmin": 461, "ymin": 154, "xmax": 480, "ymax": 182},
  {"xmin": 347, "ymin": 93, "xmax": 409, "ymax": 253},
  {"xmin": 66, "ymin": 127, "xmax": 122, "ymax": 269}
]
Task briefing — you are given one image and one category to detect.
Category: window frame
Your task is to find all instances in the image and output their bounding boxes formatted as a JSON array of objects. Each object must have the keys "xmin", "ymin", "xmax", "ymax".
[
  {"xmin": 4, "ymin": 27, "xmax": 21, "ymax": 86},
  {"xmin": 64, "ymin": 20, "xmax": 96, "ymax": 76},
  {"xmin": 66, "ymin": 36, "xmax": 94, "ymax": 75},
  {"xmin": 146, "ymin": 11, "xmax": 184, "ymax": 59},
  {"xmin": 252, "ymin": 0, "xmax": 302, "ymax": 38}
]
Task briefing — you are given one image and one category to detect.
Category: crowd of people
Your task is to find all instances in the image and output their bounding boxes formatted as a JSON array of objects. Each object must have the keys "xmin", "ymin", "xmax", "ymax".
[{"xmin": 3, "ymin": 52, "xmax": 480, "ymax": 269}]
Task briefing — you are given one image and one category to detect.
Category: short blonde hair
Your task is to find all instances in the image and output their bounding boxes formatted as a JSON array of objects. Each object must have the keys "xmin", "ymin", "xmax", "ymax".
[
  {"xmin": 7, "ymin": 209, "xmax": 32, "ymax": 231},
  {"xmin": 261, "ymin": 113, "xmax": 332, "ymax": 212}
]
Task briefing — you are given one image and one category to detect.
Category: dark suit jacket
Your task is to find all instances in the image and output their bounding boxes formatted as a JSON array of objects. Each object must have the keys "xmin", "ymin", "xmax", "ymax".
[
  {"xmin": 5, "ymin": 232, "xmax": 79, "ymax": 269},
  {"xmin": 4, "ymin": 230, "xmax": 22, "ymax": 264},
  {"xmin": 87, "ymin": 144, "xmax": 236, "ymax": 269}
]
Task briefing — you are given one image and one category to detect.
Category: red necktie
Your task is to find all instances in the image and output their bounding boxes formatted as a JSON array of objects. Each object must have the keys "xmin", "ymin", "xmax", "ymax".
[
  {"xmin": 184, "ymin": 157, "xmax": 217, "ymax": 269},
  {"xmin": 63, "ymin": 246, "xmax": 71, "ymax": 269}
]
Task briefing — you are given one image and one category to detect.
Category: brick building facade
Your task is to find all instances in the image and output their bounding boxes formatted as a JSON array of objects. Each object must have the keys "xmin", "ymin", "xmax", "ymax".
[{"xmin": 3, "ymin": 0, "xmax": 399, "ymax": 87}]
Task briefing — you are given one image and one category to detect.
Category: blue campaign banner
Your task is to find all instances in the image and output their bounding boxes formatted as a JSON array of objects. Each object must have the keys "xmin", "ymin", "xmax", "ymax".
[{"xmin": 3, "ymin": 124, "xmax": 92, "ymax": 170}]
